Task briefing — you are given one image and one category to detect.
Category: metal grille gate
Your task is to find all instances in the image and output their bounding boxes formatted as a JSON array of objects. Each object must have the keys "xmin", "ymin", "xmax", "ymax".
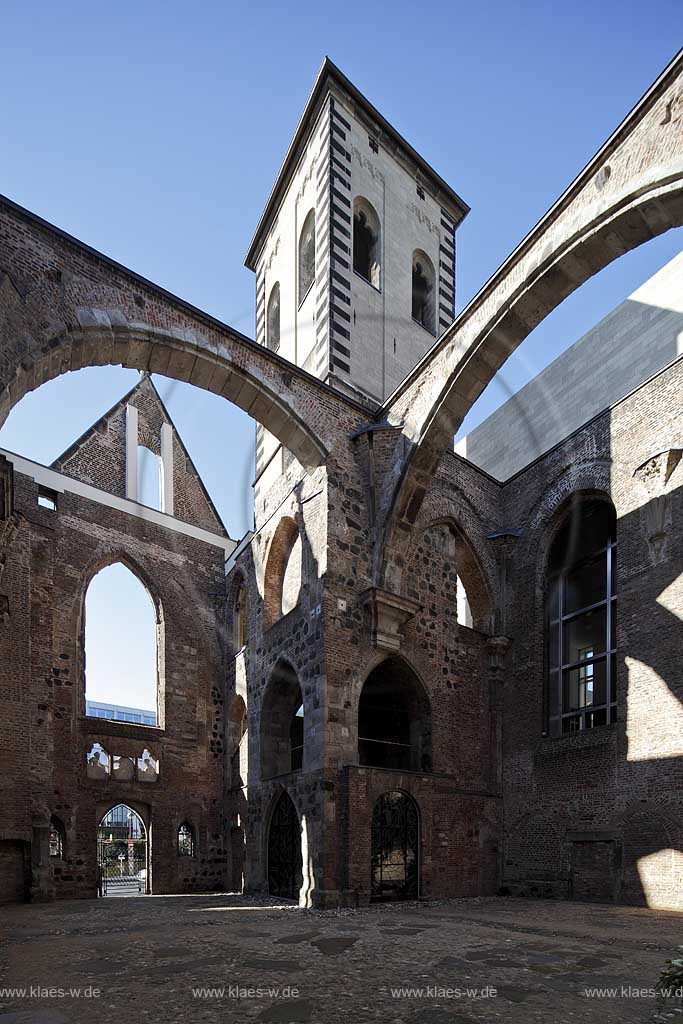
[
  {"xmin": 97, "ymin": 804, "xmax": 148, "ymax": 897},
  {"xmin": 371, "ymin": 791, "xmax": 419, "ymax": 901},
  {"xmin": 268, "ymin": 791, "xmax": 302, "ymax": 900}
]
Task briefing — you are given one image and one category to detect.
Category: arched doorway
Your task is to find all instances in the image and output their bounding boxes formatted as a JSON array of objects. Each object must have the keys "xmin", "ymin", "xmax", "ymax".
[
  {"xmin": 97, "ymin": 804, "xmax": 148, "ymax": 897},
  {"xmin": 371, "ymin": 791, "xmax": 419, "ymax": 901},
  {"xmin": 267, "ymin": 791, "xmax": 302, "ymax": 900}
]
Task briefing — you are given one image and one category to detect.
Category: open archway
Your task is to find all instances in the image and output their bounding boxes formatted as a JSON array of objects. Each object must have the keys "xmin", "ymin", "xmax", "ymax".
[{"xmin": 97, "ymin": 803, "xmax": 148, "ymax": 897}]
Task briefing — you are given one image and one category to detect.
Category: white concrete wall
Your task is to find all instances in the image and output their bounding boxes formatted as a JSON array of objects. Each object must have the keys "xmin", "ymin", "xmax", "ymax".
[{"xmin": 455, "ymin": 251, "xmax": 683, "ymax": 480}]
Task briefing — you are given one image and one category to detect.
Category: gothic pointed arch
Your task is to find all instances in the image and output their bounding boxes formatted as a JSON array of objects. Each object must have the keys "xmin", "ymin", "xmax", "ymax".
[
  {"xmin": 358, "ymin": 655, "xmax": 431, "ymax": 772},
  {"xmin": 263, "ymin": 516, "xmax": 302, "ymax": 628}
]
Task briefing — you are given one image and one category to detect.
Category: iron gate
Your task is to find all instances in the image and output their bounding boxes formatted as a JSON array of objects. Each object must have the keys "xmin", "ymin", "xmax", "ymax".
[
  {"xmin": 371, "ymin": 791, "xmax": 419, "ymax": 901},
  {"xmin": 268, "ymin": 791, "xmax": 302, "ymax": 900},
  {"xmin": 97, "ymin": 804, "xmax": 148, "ymax": 897}
]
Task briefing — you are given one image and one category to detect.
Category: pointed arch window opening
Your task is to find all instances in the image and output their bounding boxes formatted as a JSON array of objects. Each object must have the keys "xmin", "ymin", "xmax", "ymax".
[
  {"xmin": 298, "ymin": 210, "xmax": 316, "ymax": 308},
  {"xmin": 84, "ymin": 562, "xmax": 161, "ymax": 729},
  {"xmin": 411, "ymin": 251, "xmax": 436, "ymax": 335},
  {"xmin": 267, "ymin": 282, "xmax": 281, "ymax": 352},
  {"xmin": 353, "ymin": 198, "xmax": 382, "ymax": 290}
]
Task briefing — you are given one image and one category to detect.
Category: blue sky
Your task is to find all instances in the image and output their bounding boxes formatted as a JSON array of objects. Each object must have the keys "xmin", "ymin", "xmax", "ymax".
[{"xmin": 1, "ymin": 2, "xmax": 681, "ymax": 706}]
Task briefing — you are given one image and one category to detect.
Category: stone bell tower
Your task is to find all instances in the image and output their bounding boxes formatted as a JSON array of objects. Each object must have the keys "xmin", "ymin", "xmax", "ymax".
[{"xmin": 245, "ymin": 58, "xmax": 469, "ymax": 506}]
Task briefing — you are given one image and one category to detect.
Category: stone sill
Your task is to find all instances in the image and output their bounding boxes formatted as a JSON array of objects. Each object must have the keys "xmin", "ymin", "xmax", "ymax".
[{"xmin": 80, "ymin": 716, "xmax": 166, "ymax": 740}]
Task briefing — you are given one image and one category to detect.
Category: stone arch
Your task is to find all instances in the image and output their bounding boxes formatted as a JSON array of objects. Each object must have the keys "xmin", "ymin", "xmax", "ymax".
[
  {"xmin": 412, "ymin": 517, "xmax": 495, "ymax": 633},
  {"xmin": 260, "ymin": 658, "xmax": 305, "ymax": 780},
  {"xmin": 0, "ymin": 197, "xmax": 331, "ymax": 470},
  {"xmin": 379, "ymin": 54, "xmax": 683, "ymax": 586},
  {"xmin": 263, "ymin": 516, "xmax": 302, "ymax": 628},
  {"xmin": 357, "ymin": 654, "xmax": 432, "ymax": 772}
]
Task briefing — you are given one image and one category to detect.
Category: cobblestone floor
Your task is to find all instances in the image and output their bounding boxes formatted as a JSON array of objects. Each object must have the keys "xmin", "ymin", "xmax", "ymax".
[{"xmin": 1, "ymin": 894, "xmax": 681, "ymax": 1023}]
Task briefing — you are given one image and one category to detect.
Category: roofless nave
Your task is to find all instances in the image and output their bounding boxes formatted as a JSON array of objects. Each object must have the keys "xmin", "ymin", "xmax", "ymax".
[{"xmin": 0, "ymin": 53, "xmax": 682, "ymax": 908}]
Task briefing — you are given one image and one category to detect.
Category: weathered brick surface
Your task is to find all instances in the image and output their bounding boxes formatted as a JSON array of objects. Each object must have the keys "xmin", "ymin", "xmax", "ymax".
[
  {"xmin": 0, "ymin": 449, "xmax": 227, "ymax": 901},
  {"xmin": 1, "ymin": 54, "xmax": 681, "ymax": 912}
]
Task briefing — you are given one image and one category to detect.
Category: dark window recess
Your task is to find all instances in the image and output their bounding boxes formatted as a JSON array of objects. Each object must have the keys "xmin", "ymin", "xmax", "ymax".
[
  {"xmin": 298, "ymin": 210, "xmax": 316, "ymax": 305},
  {"xmin": 547, "ymin": 499, "xmax": 617, "ymax": 734},
  {"xmin": 353, "ymin": 197, "xmax": 381, "ymax": 289},
  {"xmin": 267, "ymin": 283, "xmax": 281, "ymax": 351},
  {"xmin": 358, "ymin": 657, "xmax": 431, "ymax": 771},
  {"xmin": 368, "ymin": 135, "xmax": 379, "ymax": 153},
  {"xmin": 416, "ymin": 184, "xmax": 425, "ymax": 200},
  {"xmin": 38, "ymin": 487, "xmax": 58, "ymax": 511},
  {"xmin": 412, "ymin": 251, "xmax": 436, "ymax": 334}
]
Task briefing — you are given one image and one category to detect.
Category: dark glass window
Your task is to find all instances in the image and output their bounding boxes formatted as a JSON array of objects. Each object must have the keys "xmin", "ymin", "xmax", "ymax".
[{"xmin": 547, "ymin": 499, "xmax": 617, "ymax": 734}]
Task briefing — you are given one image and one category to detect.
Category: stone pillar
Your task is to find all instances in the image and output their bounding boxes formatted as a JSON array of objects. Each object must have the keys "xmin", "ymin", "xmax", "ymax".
[
  {"xmin": 125, "ymin": 404, "xmax": 138, "ymax": 501},
  {"xmin": 160, "ymin": 422, "xmax": 174, "ymax": 515}
]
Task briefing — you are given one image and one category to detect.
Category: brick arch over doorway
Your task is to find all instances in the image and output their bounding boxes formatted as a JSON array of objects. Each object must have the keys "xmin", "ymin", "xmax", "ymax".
[
  {"xmin": 0, "ymin": 197, "xmax": 361, "ymax": 472},
  {"xmin": 377, "ymin": 53, "xmax": 683, "ymax": 588}
]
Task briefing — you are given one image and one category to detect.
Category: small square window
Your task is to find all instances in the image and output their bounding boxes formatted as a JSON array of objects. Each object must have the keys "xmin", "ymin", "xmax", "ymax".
[
  {"xmin": 368, "ymin": 135, "xmax": 379, "ymax": 154},
  {"xmin": 38, "ymin": 488, "xmax": 57, "ymax": 511},
  {"xmin": 416, "ymin": 184, "xmax": 425, "ymax": 201}
]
